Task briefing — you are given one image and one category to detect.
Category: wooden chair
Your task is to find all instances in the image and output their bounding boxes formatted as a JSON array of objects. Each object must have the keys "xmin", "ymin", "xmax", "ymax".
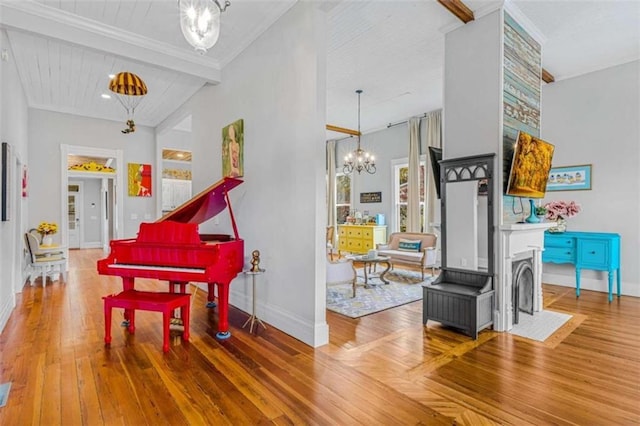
[{"xmin": 24, "ymin": 233, "xmax": 66, "ymax": 286}]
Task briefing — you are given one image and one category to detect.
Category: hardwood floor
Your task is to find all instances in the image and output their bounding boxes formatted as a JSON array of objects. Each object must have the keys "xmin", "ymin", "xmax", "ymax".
[{"xmin": 1, "ymin": 249, "xmax": 638, "ymax": 425}]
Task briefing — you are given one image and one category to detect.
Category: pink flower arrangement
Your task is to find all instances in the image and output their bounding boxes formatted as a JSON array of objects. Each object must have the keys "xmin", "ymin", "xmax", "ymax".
[{"xmin": 545, "ymin": 200, "xmax": 581, "ymax": 221}]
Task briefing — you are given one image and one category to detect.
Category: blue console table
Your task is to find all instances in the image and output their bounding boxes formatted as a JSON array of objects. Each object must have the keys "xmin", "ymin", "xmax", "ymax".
[{"xmin": 542, "ymin": 231, "xmax": 621, "ymax": 302}]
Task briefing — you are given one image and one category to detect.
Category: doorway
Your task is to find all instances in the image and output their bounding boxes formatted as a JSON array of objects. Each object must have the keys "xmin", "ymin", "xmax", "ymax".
[
  {"xmin": 60, "ymin": 145, "xmax": 124, "ymax": 250},
  {"xmin": 67, "ymin": 181, "xmax": 83, "ymax": 249}
]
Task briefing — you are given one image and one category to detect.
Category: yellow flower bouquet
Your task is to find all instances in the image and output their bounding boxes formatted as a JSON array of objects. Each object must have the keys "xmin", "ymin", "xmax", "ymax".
[{"xmin": 37, "ymin": 222, "xmax": 58, "ymax": 235}]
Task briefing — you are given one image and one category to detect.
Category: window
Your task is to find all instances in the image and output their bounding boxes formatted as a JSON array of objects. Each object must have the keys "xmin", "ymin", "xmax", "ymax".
[
  {"xmin": 393, "ymin": 158, "xmax": 426, "ymax": 232},
  {"xmin": 336, "ymin": 173, "xmax": 351, "ymax": 224}
]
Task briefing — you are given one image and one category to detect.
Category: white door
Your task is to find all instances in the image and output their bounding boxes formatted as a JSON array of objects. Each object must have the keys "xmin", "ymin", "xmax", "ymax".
[{"xmin": 68, "ymin": 182, "xmax": 83, "ymax": 249}]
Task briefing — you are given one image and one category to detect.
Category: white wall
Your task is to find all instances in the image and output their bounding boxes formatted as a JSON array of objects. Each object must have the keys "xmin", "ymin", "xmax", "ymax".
[
  {"xmin": 159, "ymin": 2, "xmax": 327, "ymax": 346},
  {"xmin": 444, "ymin": 10, "xmax": 502, "ymax": 160},
  {"xmin": 0, "ymin": 29, "xmax": 29, "ymax": 332},
  {"xmin": 28, "ymin": 110, "xmax": 156, "ymax": 238},
  {"xmin": 541, "ymin": 60, "xmax": 640, "ymax": 296}
]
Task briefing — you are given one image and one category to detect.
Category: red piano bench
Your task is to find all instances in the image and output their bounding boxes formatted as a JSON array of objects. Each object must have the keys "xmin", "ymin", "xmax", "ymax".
[{"xmin": 103, "ymin": 289, "xmax": 191, "ymax": 353}]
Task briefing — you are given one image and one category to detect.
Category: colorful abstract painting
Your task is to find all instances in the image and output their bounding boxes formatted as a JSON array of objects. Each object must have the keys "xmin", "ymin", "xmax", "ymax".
[{"xmin": 128, "ymin": 163, "xmax": 152, "ymax": 197}]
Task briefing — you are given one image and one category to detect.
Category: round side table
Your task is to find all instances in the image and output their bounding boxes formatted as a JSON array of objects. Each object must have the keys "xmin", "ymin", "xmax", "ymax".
[{"xmin": 242, "ymin": 269, "xmax": 267, "ymax": 333}]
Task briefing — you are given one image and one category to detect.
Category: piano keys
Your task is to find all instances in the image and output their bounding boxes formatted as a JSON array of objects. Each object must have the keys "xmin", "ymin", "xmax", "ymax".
[{"xmin": 97, "ymin": 177, "xmax": 244, "ymax": 339}]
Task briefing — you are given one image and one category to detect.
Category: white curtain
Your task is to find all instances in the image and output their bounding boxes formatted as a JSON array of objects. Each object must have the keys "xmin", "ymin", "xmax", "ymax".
[
  {"xmin": 326, "ymin": 140, "xmax": 337, "ymax": 245},
  {"xmin": 424, "ymin": 110, "xmax": 442, "ymax": 233},
  {"xmin": 406, "ymin": 117, "xmax": 421, "ymax": 232}
]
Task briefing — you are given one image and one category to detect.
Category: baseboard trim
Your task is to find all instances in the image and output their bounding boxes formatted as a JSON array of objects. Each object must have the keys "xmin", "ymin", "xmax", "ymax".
[
  {"xmin": 542, "ymin": 272, "xmax": 639, "ymax": 298},
  {"xmin": 193, "ymin": 283, "xmax": 325, "ymax": 347},
  {"xmin": 0, "ymin": 292, "xmax": 15, "ymax": 334}
]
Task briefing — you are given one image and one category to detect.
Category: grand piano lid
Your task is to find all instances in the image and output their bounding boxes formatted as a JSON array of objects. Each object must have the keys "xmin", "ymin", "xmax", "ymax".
[{"xmin": 158, "ymin": 177, "xmax": 243, "ymax": 225}]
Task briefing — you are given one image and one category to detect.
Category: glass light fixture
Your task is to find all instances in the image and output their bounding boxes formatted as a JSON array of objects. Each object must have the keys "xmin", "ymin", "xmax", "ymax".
[
  {"xmin": 343, "ymin": 90, "xmax": 376, "ymax": 175},
  {"xmin": 178, "ymin": 0, "xmax": 230, "ymax": 54}
]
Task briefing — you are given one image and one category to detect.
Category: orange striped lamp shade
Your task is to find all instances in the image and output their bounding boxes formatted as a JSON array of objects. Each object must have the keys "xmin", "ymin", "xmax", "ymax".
[{"xmin": 109, "ymin": 72, "xmax": 148, "ymax": 96}]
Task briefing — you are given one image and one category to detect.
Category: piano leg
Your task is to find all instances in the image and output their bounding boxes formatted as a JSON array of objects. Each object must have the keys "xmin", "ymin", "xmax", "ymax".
[
  {"xmin": 206, "ymin": 283, "xmax": 217, "ymax": 308},
  {"xmin": 121, "ymin": 276, "xmax": 135, "ymax": 327},
  {"xmin": 215, "ymin": 282, "xmax": 231, "ymax": 339}
]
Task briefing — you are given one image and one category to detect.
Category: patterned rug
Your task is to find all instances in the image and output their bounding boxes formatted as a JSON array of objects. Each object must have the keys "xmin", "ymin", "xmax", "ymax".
[
  {"xmin": 509, "ymin": 310, "xmax": 572, "ymax": 342},
  {"xmin": 326, "ymin": 269, "xmax": 434, "ymax": 318}
]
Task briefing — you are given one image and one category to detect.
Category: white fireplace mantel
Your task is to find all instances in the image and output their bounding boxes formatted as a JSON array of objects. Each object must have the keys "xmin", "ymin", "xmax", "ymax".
[{"xmin": 495, "ymin": 222, "xmax": 554, "ymax": 331}]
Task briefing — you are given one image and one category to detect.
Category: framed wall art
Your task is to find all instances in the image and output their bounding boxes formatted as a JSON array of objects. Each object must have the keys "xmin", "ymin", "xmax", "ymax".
[
  {"xmin": 128, "ymin": 163, "xmax": 152, "ymax": 196},
  {"xmin": 546, "ymin": 164, "xmax": 592, "ymax": 191},
  {"xmin": 222, "ymin": 119, "xmax": 244, "ymax": 178}
]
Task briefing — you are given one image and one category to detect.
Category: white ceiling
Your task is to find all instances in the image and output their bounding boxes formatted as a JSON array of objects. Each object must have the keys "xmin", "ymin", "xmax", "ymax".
[{"xmin": 1, "ymin": 0, "xmax": 638, "ymax": 136}]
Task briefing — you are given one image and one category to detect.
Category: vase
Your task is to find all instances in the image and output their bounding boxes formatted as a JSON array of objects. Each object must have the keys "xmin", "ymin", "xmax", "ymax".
[
  {"xmin": 525, "ymin": 199, "xmax": 540, "ymax": 223},
  {"xmin": 548, "ymin": 218, "xmax": 567, "ymax": 233},
  {"xmin": 42, "ymin": 235, "xmax": 53, "ymax": 246}
]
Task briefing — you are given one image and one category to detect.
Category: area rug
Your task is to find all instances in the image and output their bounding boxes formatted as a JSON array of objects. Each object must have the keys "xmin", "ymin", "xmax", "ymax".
[
  {"xmin": 509, "ymin": 310, "xmax": 572, "ymax": 342},
  {"xmin": 326, "ymin": 269, "xmax": 434, "ymax": 319}
]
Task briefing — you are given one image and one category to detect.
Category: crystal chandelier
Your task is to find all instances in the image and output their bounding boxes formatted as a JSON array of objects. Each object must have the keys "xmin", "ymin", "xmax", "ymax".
[
  {"xmin": 178, "ymin": 0, "xmax": 230, "ymax": 54},
  {"xmin": 343, "ymin": 90, "xmax": 376, "ymax": 175}
]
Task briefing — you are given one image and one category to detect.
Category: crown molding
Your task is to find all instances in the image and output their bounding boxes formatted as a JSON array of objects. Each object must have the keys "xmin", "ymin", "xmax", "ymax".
[{"xmin": 0, "ymin": 0, "xmax": 222, "ymax": 83}]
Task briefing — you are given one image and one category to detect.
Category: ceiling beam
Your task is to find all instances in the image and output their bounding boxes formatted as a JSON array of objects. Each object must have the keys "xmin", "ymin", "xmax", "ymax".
[
  {"xmin": 0, "ymin": 2, "xmax": 221, "ymax": 83},
  {"xmin": 326, "ymin": 124, "xmax": 360, "ymax": 136},
  {"xmin": 437, "ymin": 0, "xmax": 474, "ymax": 24},
  {"xmin": 542, "ymin": 68, "xmax": 555, "ymax": 84}
]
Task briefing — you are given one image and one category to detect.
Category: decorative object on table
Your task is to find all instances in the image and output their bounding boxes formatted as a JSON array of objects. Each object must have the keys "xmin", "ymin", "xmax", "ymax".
[
  {"xmin": 178, "ymin": 0, "xmax": 231, "ymax": 53},
  {"xmin": 546, "ymin": 164, "xmax": 592, "ymax": 191},
  {"xmin": 525, "ymin": 199, "xmax": 541, "ymax": 223},
  {"xmin": 108, "ymin": 71, "xmax": 147, "ymax": 134},
  {"xmin": 343, "ymin": 90, "xmax": 376, "ymax": 175},
  {"xmin": 545, "ymin": 200, "xmax": 581, "ymax": 233},
  {"xmin": 37, "ymin": 221, "xmax": 58, "ymax": 246},
  {"xmin": 250, "ymin": 249, "xmax": 262, "ymax": 273},
  {"xmin": 128, "ymin": 163, "xmax": 152, "ymax": 196},
  {"xmin": 1, "ymin": 142, "xmax": 11, "ymax": 222},
  {"xmin": 222, "ymin": 119, "xmax": 244, "ymax": 178},
  {"xmin": 535, "ymin": 205, "xmax": 547, "ymax": 221}
]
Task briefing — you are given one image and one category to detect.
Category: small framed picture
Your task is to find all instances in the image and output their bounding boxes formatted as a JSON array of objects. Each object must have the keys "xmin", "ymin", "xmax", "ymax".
[{"xmin": 546, "ymin": 164, "xmax": 592, "ymax": 191}]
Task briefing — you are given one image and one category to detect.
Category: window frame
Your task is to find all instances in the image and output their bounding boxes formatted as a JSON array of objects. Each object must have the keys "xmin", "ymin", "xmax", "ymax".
[{"xmin": 391, "ymin": 155, "xmax": 427, "ymax": 233}]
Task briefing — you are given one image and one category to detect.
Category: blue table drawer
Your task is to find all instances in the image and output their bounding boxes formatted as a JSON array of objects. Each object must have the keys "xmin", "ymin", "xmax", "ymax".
[
  {"xmin": 545, "ymin": 236, "xmax": 575, "ymax": 248},
  {"xmin": 579, "ymin": 240, "xmax": 609, "ymax": 268},
  {"xmin": 544, "ymin": 247, "xmax": 575, "ymax": 262}
]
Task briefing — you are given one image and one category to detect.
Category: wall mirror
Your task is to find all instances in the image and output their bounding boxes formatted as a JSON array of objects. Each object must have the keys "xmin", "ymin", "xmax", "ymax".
[{"xmin": 440, "ymin": 154, "xmax": 495, "ymax": 276}]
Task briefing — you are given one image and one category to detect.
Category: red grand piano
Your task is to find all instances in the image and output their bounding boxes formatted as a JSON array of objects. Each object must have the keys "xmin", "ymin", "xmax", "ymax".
[{"xmin": 97, "ymin": 177, "xmax": 244, "ymax": 339}]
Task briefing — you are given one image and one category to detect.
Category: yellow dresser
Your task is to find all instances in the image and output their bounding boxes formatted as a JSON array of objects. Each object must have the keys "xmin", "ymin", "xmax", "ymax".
[{"xmin": 338, "ymin": 225, "xmax": 387, "ymax": 254}]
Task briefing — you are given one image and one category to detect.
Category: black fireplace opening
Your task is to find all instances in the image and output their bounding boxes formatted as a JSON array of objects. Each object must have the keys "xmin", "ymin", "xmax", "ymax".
[{"xmin": 513, "ymin": 258, "xmax": 534, "ymax": 325}]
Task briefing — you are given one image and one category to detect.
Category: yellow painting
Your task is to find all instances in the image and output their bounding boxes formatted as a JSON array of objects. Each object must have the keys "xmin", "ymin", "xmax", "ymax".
[
  {"xmin": 506, "ymin": 131, "xmax": 555, "ymax": 198},
  {"xmin": 222, "ymin": 119, "xmax": 244, "ymax": 178},
  {"xmin": 128, "ymin": 163, "xmax": 152, "ymax": 197}
]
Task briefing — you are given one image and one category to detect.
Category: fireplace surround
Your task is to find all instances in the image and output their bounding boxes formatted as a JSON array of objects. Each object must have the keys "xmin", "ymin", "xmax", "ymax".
[{"xmin": 497, "ymin": 222, "xmax": 554, "ymax": 331}]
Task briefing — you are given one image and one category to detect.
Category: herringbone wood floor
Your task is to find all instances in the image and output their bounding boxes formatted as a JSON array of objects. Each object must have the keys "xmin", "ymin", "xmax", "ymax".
[{"xmin": 0, "ymin": 249, "xmax": 638, "ymax": 425}]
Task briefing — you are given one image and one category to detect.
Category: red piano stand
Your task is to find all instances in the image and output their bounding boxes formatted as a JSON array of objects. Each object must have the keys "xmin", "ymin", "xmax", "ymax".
[{"xmin": 103, "ymin": 290, "xmax": 191, "ymax": 353}]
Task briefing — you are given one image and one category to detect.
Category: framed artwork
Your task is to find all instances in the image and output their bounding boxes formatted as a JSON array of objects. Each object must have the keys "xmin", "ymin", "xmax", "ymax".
[
  {"xmin": 222, "ymin": 119, "xmax": 244, "ymax": 178},
  {"xmin": 22, "ymin": 165, "xmax": 28, "ymax": 198},
  {"xmin": 546, "ymin": 164, "xmax": 592, "ymax": 191},
  {"xmin": 1, "ymin": 142, "xmax": 11, "ymax": 221},
  {"xmin": 505, "ymin": 131, "xmax": 555, "ymax": 198},
  {"xmin": 128, "ymin": 163, "xmax": 152, "ymax": 196}
]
